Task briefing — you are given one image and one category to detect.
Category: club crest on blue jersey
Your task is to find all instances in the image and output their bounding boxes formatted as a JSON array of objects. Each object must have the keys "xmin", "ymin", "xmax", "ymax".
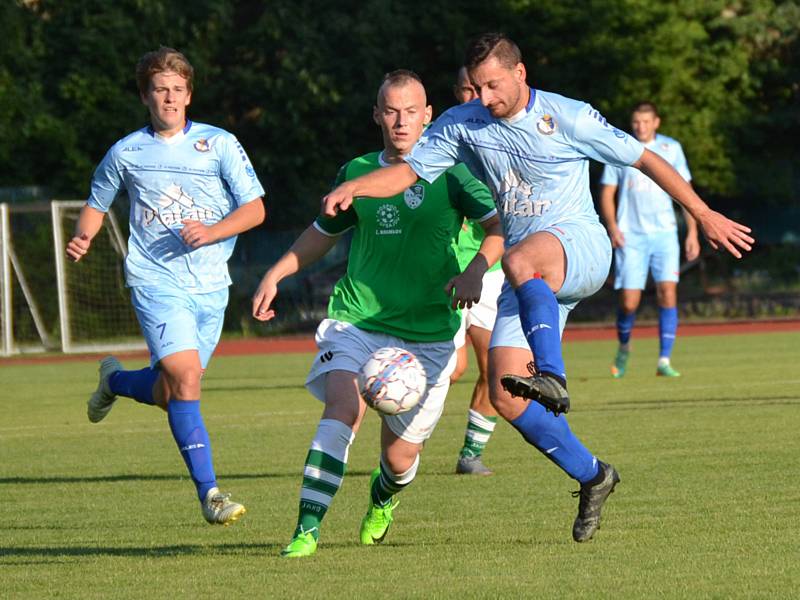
[
  {"xmin": 536, "ymin": 114, "xmax": 557, "ymax": 136},
  {"xmin": 194, "ymin": 138, "xmax": 211, "ymax": 152},
  {"xmin": 403, "ymin": 184, "xmax": 425, "ymax": 209}
]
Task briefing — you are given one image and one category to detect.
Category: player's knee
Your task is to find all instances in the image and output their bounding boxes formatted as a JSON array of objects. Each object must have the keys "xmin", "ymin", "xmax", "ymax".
[
  {"xmin": 165, "ymin": 368, "xmax": 203, "ymax": 400},
  {"xmin": 450, "ymin": 362, "xmax": 467, "ymax": 384},
  {"xmin": 501, "ymin": 251, "xmax": 528, "ymax": 287}
]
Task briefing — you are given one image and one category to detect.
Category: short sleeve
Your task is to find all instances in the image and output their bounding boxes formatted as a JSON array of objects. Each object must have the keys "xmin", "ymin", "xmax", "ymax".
[
  {"xmin": 87, "ymin": 146, "xmax": 124, "ymax": 212},
  {"xmin": 405, "ymin": 111, "xmax": 475, "ymax": 184},
  {"xmin": 570, "ymin": 104, "xmax": 645, "ymax": 168},
  {"xmin": 315, "ymin": 163, "xmax": 356, "ymax": 235},
  {"xmin": 673, "ymin": 142, "xmax": 692, "ymax": 182},
  {"xmin": 217, "ymin": 133, "xmax": 266, "ymax": 206}
]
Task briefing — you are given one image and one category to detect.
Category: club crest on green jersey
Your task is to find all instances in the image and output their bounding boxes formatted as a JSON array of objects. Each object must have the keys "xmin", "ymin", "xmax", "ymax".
[{"xmin": 403, "ymin": 184, "xmax": 425, "ymax": 209}]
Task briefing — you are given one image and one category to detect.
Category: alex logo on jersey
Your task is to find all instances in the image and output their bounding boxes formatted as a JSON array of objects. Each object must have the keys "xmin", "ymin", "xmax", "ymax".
[{"xmin": 143, "ymin": 183, "xmax": 216, "ymax": 227}]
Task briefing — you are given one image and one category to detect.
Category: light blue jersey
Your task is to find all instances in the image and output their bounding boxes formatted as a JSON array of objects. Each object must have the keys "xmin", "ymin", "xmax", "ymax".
[
  {"xmin": 88, "ymin": 121, "xmax": 265, "ymax": 293},
  {"xmin": 600, "ymin": 133, "xmax": 691, "ymax": 234},
  {"xmin": 406, "ymin": 89, "xmax": 645, "ymax": 247}
]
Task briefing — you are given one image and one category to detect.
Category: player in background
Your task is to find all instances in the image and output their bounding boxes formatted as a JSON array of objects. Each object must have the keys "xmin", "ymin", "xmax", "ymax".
[
  {"xmin": 599, "ymin": 102, "xmax": 700, "ymax": 378},
  {"xmin": 252, "ymin": 70, "xmax": 503, "ymax": 557},
  {"xmin": 66, "ymin": 47, "xmax": 265, "ymax": 526},
  {"xmin": 322, "ymin": 33, "xmax": 753, "ymax": 542},
  {"xmin": 449, "ymin": 66, "xmax": 504, "ymax": 476}
]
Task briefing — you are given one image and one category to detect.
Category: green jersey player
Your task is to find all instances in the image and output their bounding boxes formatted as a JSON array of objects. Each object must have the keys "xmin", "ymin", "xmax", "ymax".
[
  {"xmin": 449, "ymin": 66, "xmax": 505, "ymax": 476},
  {"xmin": 252, "ymin": 69, "xmax": 503, "ymax": 557}
]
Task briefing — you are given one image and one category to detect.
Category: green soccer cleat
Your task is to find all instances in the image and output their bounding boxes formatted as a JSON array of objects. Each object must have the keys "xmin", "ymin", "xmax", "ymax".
[
  {"xmin": 360, "ymin": 469, "xmax": 398, "ymax": 545},
  {"xmin": 610, "ymin": 349, "xmax": 629, "ymax": 379},
  {"xmin": 202, "ymin": 488, "xmax": 246, "ymax": 526},
  {"xmin": 656, "ymin": 363, "xmax": 681, "ymax": 377},
  {"xmin": 281, "ymin": 528, "xmax": 318, "ymax": 558},
  {"xmin": 87, "ymin": 356, "xmax": 122, "ymax": 423}
]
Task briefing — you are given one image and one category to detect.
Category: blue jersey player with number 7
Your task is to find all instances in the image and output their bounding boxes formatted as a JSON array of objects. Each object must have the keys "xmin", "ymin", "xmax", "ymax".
[
  {"xmin": 65, "ymin": 47, "xmax": 265, "ymax": 526},
  {"xmin": 322, "ymin": 33, "xmax": 754, "ymax": 543}
]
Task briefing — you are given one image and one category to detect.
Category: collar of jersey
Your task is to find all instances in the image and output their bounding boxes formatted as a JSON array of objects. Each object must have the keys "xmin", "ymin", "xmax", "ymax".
[
  {"xmin": 147, "ymin": 119, "xmax": 193, "ymax": 144},
  {"xmin": 502, "ymin": 88, "xmax": 536, "ymax": 124}
]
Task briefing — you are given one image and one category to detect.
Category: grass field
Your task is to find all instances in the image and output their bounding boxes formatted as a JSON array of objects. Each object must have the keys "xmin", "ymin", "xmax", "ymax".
[{"xmin": 2, "ymin": 332, "xmax": 799, "ymax": 599}]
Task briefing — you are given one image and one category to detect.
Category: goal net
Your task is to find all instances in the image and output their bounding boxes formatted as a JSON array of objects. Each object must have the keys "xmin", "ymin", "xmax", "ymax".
[{"xmin": 51, "ymin": 200, "xmax": 145, "ymax": 353}]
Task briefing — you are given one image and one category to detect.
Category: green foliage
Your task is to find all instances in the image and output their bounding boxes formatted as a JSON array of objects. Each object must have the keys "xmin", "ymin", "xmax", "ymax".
[{"xmin": 1, "ymin": 0, "xmax": 797, "ymax": 225}]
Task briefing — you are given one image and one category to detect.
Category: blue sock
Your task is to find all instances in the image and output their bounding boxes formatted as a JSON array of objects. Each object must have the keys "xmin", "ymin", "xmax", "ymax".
[
  {"xmin": 616, "ymin": 309, "xmax": 636, "ymax": 346},
  {"xmin": 510, "ymin": 401, "xmax": 599, "ymax": 482},
  {"xmin": 658, "ymin": 307, "xmax": 678, "ymax": 359},
  {"xmin": 109, "ymin": 368, "xmax": 159, "ymax": 405},
  {"xmin": 515, "ymin": 278, "xmax": 565, "ymax": 381},
  {"xmin": 167, "ymin": 400, "xmax": 217, "ymax": 501}
]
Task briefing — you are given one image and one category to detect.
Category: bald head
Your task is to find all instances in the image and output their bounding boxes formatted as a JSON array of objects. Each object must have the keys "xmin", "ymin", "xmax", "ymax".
[{"xmin": 373, "ymin": 69, "xmax": 432, "ymax": 160}]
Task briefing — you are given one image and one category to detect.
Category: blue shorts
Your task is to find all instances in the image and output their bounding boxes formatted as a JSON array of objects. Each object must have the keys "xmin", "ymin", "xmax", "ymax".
[
  {"xmin": 614, "ymin": 230, "xmax": 679, "ymax": 290},
  {"xmin": 490, "ymin": 220, "xmax": 611, "ymax": 350},
  {"xmin": 130, "ymin": 285, "xmax": 229, "ymax": 368}
]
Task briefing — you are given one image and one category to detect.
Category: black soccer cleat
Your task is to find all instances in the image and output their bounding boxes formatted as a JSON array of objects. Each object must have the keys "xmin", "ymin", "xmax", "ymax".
[
  {"xmin": 500, "ymin": 371, "xmax": 570, "ymax": 415},
  {"xmin": 571, "ymin": 461, "xmax": 620, "ymax": 542}
]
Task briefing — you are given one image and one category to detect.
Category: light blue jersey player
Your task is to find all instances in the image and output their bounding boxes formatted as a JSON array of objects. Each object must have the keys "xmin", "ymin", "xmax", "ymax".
[
  {"xmin": 66, "ymin": 47, "xmax": 265, "ymax": 526},
  {"xmin": 599, "ymin": 102, "xmax": 700, "ymax": 379},
  {"xmin": 322, "ymin": 33, "xmax": 753, "ymax": 543}
]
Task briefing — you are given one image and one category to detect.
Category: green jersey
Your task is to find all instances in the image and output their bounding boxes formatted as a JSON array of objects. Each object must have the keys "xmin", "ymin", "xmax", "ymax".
[
  {"xmin": 315, "ymin": 152, "xmax": 496, "ymax": 342},
  {"xmin": 453, "ymin": 219, "xmax": 503, "ymax": 273}
]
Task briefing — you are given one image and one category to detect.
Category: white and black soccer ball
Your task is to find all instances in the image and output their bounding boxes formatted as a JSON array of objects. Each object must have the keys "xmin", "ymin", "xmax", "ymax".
[{"xmin": 357, "ymin": 347, "xmax": 427, "ymax": 416}]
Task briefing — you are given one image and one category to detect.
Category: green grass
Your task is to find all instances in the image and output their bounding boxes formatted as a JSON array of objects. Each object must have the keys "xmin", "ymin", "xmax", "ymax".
[{"xmin": 1, "ymin": 332, "xmax": 799, "ymax": 598}]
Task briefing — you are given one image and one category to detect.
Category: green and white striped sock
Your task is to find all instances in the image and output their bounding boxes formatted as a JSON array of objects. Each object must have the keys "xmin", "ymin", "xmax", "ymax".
[
  {"xmin": 294, "ymin": 418, "xmax": 354, "ymax": 540},
  {"xmin": 459, "ymin": 409, "xmax": 498, "ymax": 458}
]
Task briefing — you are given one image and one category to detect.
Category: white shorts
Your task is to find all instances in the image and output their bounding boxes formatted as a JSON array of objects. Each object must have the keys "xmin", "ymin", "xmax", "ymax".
[
  {"xmin": 454, "ymin": 268, "xmax": 505, "ymax": 349},
  {"xmin": 306, "ymin": 319, "xmax": 457, "ymax": 444}
]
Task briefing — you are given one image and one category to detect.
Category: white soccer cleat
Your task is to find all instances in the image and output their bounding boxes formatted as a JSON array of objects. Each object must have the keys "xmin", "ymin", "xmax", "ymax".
[
  {"xmin": 202, "ymin": 488, "xmax": 246, "ymax": 526},
  {"xmin": 87, "ymin": 356, "xmax": 122, "ymax": 423}
]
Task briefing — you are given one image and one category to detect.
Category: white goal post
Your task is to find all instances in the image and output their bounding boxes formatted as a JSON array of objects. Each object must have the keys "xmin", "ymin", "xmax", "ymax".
[{"xmin": 51, "ymin": 200, "xmax": 146, "ymax": 354}]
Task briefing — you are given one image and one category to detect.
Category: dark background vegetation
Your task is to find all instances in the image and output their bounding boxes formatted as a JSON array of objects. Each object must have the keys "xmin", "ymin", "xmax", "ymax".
[{"xmin": 2, "ymin": 0, "xmax": 798, "ymax": 335}]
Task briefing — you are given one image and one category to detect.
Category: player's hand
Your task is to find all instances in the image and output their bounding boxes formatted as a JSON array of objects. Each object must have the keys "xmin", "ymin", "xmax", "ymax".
[
  {"xmin": 65, "ymin": 233, "xmax": 91, "ymax": 262},
  {"xmin": 444, "ymin": 271, "xmax": 483, "ymax": 310},
  {"xmin": 608, "ymin": 227, "xmax": 625, "ymax": 248},
  {"xmin": 251, "ymin": 278, "xmax": 278, "ymax": 322},
  {"xmin": 321, "ymin": 182, "xmax": 356, "ymax": 217},
  {"xmin": 180, "ymin": 219, "xmax": 218, "ymax": 248},
  {"xmin": 696, "ymin": 209, "xmax": 754, "ymax": 258},
  {"xmin": 684, "ymin": 233, "xmax": 700, "ymax": 262}
]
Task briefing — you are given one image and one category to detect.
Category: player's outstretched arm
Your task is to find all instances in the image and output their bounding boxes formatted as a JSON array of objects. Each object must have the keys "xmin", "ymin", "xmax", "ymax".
[
  {"xmin": 633, "ymin": 149, "xmax": 754, "ymax": 258},
  {"xmin": 252, "ymin": 224, "xmax": 340, "ymax": 321},
  {"xmin": 66, "ymin": 205, "xmax": 106, "ymax": 262},
  {"xmin": 322, "ymin": 162, "xmax": 419, "ymax": 217},
  {"xmin": 444, "ymin": 215, "xmax": 504, "ymax": 309},
  {"xmin": 181, "ymin": 196, "xmax": 266, "ymax": 248}
]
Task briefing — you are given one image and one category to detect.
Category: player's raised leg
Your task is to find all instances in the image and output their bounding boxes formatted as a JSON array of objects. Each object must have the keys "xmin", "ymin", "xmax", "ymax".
[
  {"xmin": 499, "ymin": 231, "xmax": 570, "ymax": 415},
  {"xmin": 490, "ymin": 345, "xmax": 619, "ymax": 541},
  {"xmin": 87, "ymin": 356, "xmax": 161, "ymax": 422}
]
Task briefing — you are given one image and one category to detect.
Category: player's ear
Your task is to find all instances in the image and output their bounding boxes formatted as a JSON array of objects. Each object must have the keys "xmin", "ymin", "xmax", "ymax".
[
  {"xmin": 424, "ymin": 105, "xmax": 433, "ymax": 125},
  {"xmin": 373, "ymin": 105, "xmax": 380, "ymax": 125},
  {"xmin": 516, "ymin": 62, "xmax": 527, "ymax": 84}
]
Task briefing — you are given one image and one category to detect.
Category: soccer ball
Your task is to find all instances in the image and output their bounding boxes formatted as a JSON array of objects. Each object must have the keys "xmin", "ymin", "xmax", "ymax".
[{"xmin": 358, "ymin": 347, "xmax": 427, "ymax": 416}]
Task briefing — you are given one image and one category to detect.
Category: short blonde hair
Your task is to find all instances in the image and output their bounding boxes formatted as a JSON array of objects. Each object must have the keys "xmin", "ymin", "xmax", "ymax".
[{"xmin": 135, "ymin": 46, "xmax": 194, "ymax": 94}]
